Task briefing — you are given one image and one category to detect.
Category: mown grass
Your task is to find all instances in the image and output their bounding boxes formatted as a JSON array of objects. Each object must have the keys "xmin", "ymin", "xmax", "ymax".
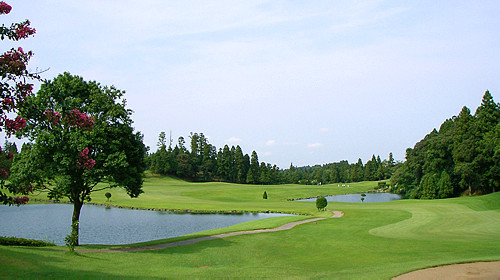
[{"xmin": 1, "ymin": 176, "xmax": 499, "ymax": 279}]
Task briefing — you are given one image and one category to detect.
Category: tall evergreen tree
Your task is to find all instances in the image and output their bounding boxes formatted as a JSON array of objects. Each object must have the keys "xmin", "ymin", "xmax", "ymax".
[{"xmin": 246, "ymin": 151, "xmax": 260, "ymax": 184}]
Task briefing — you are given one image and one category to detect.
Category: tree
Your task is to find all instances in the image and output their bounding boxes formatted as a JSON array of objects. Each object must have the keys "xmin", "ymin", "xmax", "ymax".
[
  {"xmin": 420, "ymin": 173, "xmax": 439, "ymax": 199},
  {"xmin": 391, "ymin": 92, "xmax": 498, "ymax": 198},
  {"xmin": 437, "ymin": 170, "xmax": 453, "ymax": 198},
  {"xmin": 316, "ymin": 196, "xmax": 327, "ymax": 211},
  {"xmin": 246, "ymin": 151, "xmax": 260, "ymax": 184},
  {"xmin": 105, "ymin": 192, "xmax": 111, "ymax": 202},
  {"xmin": 10, "ymin": 73, "xmax": 147, "ymax": 245},
  {"xmin": 388, "ymin": 152, "xmax": 395, "ymax": 168},
  {"xmin": 262, "ymin": 191, "xmax": 267, "ymax": 199},
  {"xmin": 360, "ymin": 193, "xmax": 366, "ymax": 202},
  {"xmin": 0, "ymin": 1, "xmax": 38, "ymax": 205},
  {"xmin": 453, "ymin": 106, "xmax": 480, "ymax": 196}
]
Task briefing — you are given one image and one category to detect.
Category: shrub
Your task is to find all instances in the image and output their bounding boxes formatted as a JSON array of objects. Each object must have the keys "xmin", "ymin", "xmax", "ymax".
[
  {"xmin": 316, "ymin": 197, "xmax": 327, "ymax": 211},
  {"xmin": 0, "ymin": 236, "xmax": 55, "ymax": 247},
  {"xmin": 377, "ymin": 182, "xmax": 387, "ymax": 189},
  {"xmin": 262, "ymin": 191, "xmax": 267, "ymax": 199}
]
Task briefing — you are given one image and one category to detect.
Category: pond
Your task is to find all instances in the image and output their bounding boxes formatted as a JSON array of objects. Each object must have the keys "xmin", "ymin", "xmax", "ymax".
[
  {"xmin": 0, "ymin": 204, "xmax": 291, "ymax": 246},
  {"xmin": 297, "ymin": 193, "xmax": 402, "ymax": 203}
]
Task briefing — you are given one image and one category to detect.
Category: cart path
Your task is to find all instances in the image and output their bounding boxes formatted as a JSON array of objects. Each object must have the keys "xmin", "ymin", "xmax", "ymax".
[{"xmin": 75, "ymin": 210, "xmax": 343, "ymax": 253}]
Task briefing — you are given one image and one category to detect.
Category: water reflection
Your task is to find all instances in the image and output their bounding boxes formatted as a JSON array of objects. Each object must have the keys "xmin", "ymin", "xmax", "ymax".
[
  {"xmin": 297, "ymin": 193, "xmax": 402, "ymax": 203},
  {"xmin": 0, "ymin": 204, "xmax": 290, "ymax": 245}
]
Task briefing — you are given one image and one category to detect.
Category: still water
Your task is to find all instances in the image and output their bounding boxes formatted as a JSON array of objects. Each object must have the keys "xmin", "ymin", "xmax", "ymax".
[
  {"xmin": 0, "ymin": 204, "xmax": 290, "ymax": 245},
  {"xmin": 298, "ymin": 193, "xmax": 402, "ymax": 203}
]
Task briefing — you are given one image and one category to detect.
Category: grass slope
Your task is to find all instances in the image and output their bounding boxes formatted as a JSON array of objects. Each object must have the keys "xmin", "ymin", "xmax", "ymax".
[{"xmin": 1, "ymin": 176, "xmax": 499, "ymax": 279}]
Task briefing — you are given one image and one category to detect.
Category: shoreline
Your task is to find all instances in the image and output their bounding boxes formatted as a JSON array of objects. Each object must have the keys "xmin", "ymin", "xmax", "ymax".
[{"xmin": 28, "ymin": 198, "xmax": 307, "ymax": 216}]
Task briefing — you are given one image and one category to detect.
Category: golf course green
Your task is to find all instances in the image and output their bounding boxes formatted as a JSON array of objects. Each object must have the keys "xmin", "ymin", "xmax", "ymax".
[{"xmin": 1, "ymin": 175, "xmax": 499, "ymax": 279}]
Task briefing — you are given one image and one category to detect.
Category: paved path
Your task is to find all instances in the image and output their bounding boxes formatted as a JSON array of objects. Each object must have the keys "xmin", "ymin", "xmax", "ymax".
[{"xmin": 76, "ymin": 210, "xmax": 343, "ymax": 253}]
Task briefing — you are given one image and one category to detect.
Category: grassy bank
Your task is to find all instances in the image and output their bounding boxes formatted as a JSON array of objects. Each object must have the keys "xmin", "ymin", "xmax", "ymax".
[{"xmin": 1, "ymin": 176, "xmax": 499, "ymax": 279}]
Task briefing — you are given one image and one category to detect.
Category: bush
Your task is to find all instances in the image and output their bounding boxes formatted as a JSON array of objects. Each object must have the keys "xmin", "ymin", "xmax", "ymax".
[
  {"xmin": 262, "ymin": 191, "xmax": 267, "ymax": 199},
  {"xmin": 377, "ymin": 182, "xmax": 387, "ymax": 189},
  {"xmin": 0, "ymin": 236, "xmax": 55, "ymax": 247},
  {"xmin": 316, "ymin": 197, "xmax": 327, "ymax": 211}
]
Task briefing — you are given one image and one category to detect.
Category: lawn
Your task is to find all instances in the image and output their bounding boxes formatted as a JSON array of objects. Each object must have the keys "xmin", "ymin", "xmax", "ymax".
[{"xmin": 1, "ymin": 176, "xmax": 499, "ymax": 279}]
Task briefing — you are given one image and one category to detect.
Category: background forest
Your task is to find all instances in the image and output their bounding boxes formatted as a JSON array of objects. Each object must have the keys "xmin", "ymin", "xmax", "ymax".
[
  {"xmin": 146, "ymin": 132, "xmax": 394, "ymax": 186},
  {"xmin": 391, "ymin": 91, "xmax": 499, "ymax": 198},
  {"xmin": 148, "ymin": 91, "xmax": 498, "ymax": 199}
]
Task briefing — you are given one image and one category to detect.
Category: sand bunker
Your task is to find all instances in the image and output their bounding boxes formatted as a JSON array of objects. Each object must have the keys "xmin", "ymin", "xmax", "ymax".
[{"xmin": 393, "ymin": 261, "xmax": 500, "ymax": 280}]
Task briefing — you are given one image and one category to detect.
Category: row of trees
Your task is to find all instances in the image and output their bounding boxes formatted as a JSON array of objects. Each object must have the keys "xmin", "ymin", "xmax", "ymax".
[
  {"xmin": 285, "ymin": 154, "xmax": 395, "ymax": 185},
  {"xmin": 391, "ymin": 91, "xmax": 499, "ymax": 199},
  {"xmin": 147, "ymin": 132, "xmax": 395, "ymax": 184},
  {"xmin": 147, "ymin": 132, "xmax": 278, "ymax": 184}
]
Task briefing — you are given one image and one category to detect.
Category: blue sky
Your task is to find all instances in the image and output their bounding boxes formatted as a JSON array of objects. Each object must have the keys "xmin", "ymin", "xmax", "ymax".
[{"xmin": 3, "ymin": 0, "xmax": 499, "ymax": 167}]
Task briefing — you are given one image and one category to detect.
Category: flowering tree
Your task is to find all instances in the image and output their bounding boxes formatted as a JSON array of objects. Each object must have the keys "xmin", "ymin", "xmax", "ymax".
[
  {"xmin": 0, "ymin": 1, "xmax": 38, "ymax": 205},
  {"xmin": 10, "ymin": 73, "xmax": 147, "ymax": 245}
]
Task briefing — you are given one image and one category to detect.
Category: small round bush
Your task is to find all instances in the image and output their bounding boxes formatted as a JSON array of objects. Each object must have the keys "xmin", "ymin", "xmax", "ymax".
[{"xmin": 316, "ymin": 197, "xmax": 327, "ymax": 211}]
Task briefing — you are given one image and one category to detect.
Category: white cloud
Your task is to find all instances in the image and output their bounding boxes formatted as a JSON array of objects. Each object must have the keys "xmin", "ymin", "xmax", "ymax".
[
  {"xmin": 307, "ymin": 143, "xmax": 323, "ymax": 148},
  {"xmin": 319, "ymin": 128, "xmax": 329, "ymax": 133},
  {"xmin": 225, "ymin": 137, "xmax": 242, "ymax": 144},
  {"xmin": 265, "ymin": 140, "xmax": 277, "ymax": 146}
]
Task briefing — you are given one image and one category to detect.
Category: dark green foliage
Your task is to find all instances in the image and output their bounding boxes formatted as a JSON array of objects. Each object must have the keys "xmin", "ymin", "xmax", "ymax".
[
  {"xmin": 105, "ymin": 192, "xmax": 111, "ymax": 201},
  {"xmin": 10, "ymin": 73, "xmax": 147, "ymax": 245},
  {"xmin": 316, "ymin": 196, "xmax": 327, "ymax": 211},
  {"xmin": 0, "ymin": 141, "xmax": 17, "ymax": 178},
  {"xmin": 0, "ymin": 236, "xmax": 55, "ymax": 247},
  {"xmin": 263, "ymin": 191, "xmax": 267, "ymax": 199},
  {"xmin": 147, "ymin": 133, "xmax": 394, "ymax": 185},
  {"xmin": 437, "ymin": 171, "xmax": 453, "ymax": 198},
  {"xmin": 392, "ymin": 91, "xmax": 499, "ymax": 198}
]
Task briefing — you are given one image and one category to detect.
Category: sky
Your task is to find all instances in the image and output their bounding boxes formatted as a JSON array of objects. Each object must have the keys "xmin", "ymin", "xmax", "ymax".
[{"xmin": 2, "ymin": 0, "xmax": 499, "ymax": 168}]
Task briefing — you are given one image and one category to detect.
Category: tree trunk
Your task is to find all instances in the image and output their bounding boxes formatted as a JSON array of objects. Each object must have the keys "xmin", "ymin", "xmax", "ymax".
[
  {"xmin": 469, "ymin": 184, "xmax": 472, "ymax": 196},
  {"xmin": 72, "ymin": 199, "xmax": 83, "ymax": 246}
]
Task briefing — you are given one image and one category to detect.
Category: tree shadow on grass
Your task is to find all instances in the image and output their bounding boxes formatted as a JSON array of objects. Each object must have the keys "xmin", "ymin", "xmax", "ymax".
[{"xmin": 1, "ymin": 247, "xmax": 165, "ymax": 279}]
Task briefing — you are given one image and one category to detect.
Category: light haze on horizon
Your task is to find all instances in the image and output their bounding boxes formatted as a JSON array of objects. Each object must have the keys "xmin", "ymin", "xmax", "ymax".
[{"xmin": 3, "ymin": 0, "xmax": 499, "ymax": 168}]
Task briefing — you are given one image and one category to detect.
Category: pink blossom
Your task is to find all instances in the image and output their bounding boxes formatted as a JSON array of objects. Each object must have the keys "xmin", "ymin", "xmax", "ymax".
[
  {"xmin": 0, "ymin": 48, "xmax": 30, "ymax": 75},
  {"xmin": 6, "ymin": 152, "xmax": 13, "ymax": 159},
  {"xmin": 5, "ymin": 116, "xmax": 26, "ymax": 133},
  {"xmin": 0, "ymin": 1, "xmax": 11, "ymax": 14},
  {"xmin": 16, "ymin": 82, "xmax": 34, "ymax": 98},
  {"xmin": 0, "ymin": 168, "xmax": 7, "ymax": 178},
  {"xmin": 3, "ymin": 98, "xmax": 14, "ymax": 106},
  {"xmin": 20, "ymin": 184, "xmax": 34, "ymax": 195},
  {"xmin": 12, "ymin": 196, "xmax": 29, "ymax": 206},
  {"xmin": 44, "ymin": 110, "xmax": 62, "ymax": 124},
  {"xmin": 14, "ymin": 26, "xmax": 36, "ymax": 40},
  {"xmin": 65, "ymin": 109, "xmax": 94, "ymax": 130},
  {"xmin": 77, "ymin": 147, "xmax": 96, "ymax": 170}
]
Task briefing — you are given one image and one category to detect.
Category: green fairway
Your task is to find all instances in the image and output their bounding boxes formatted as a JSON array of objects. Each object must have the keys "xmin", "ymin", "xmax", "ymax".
[{"xmin": 1, "ymin": 176, "xmax": 499, "ymax": 279}]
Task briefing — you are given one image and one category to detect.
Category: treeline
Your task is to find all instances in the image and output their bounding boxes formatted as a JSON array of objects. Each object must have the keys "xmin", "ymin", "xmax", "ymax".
[
  {"xmin": 391, "ymin": 91, "xmax": 499, "ymax": 199},
  {"xmin": 285, "ymin": 154, "xmax": 395, "ymax": 185},
  {"xmin": 146, "ymin": 132, "xmax": 395, "ymax": 184}
]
